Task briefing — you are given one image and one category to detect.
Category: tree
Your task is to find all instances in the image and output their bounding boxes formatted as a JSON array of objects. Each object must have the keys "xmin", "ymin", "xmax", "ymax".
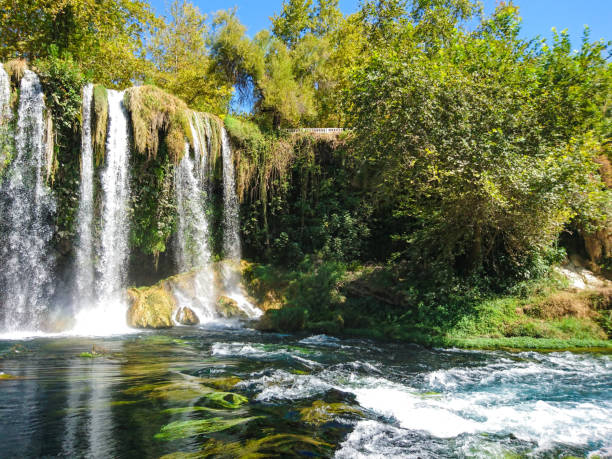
[
  {"xmin": 271, "ymin": 0, "xmax": 315, "ymax": 48},
  {"xmin": 0, "ymin": 0, "xmax": 157, "ymax": 87},
  {"xmin": 347, "ymin": 4, "xmax": 609, "ymax": 279},
  {"xmin": 149, "ymin": 0, "xmax": 231, "ymax": 113},
  {"xmin": 212, "ymin": 11, "xmax": 315, "ymax": 129}
]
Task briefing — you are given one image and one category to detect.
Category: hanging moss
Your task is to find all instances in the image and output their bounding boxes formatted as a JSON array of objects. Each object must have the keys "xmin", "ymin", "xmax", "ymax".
[
  {"xmin": 92, "ymin": 84, "xmax": 108, "ymax": 166},
  {"xmin": 124, "ymin": 85, "xmax": 191, "ymax": 163},
  {"xmin": 206, "ymin": 113, "xmax": 222, "ymax": 166},
  {"xmin": 4, "ymin": 59, "xmax": 27, "ymax": 87}
]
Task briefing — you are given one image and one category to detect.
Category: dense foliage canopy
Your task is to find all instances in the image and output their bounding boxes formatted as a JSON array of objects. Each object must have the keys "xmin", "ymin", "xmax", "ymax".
[{"xmin": 1, "ymin": 0, "xmax": 610, "ymax": 290}]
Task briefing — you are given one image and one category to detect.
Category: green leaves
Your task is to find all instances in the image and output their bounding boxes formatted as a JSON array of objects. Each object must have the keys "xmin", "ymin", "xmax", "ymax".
[{"xmin": 346, "ymin": 10, "xmax": 610, "ymax": 279}]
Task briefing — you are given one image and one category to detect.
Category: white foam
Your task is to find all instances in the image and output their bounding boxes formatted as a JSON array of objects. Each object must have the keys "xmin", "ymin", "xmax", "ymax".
[
  {"xmin": 238, "ymin": 369, "xmax": 334, "ymax": 402},
  {"xmin": 299, "ymin": 335, "xmax": 342, "ymax": 347},
  {"xmin": 335, "ymin": 420, "xmax": 414, "ymax": 459}
]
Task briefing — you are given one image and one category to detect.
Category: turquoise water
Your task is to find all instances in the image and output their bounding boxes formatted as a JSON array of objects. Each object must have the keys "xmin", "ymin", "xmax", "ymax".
[{"xmin": 0, "ymin": 326, "xmax": 610, "ymax": 458}]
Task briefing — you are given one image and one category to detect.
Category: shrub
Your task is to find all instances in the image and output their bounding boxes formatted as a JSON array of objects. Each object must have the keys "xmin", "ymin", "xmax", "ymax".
[{"xmin": 258, "ymin": 307, "xmax": 307, "ymax": 332}]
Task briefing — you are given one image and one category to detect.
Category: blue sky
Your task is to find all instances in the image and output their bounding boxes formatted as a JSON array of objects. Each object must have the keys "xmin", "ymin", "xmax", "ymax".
[{"xmin": 148, "ymin": 0, "xmax": 612, "ymax": 46}]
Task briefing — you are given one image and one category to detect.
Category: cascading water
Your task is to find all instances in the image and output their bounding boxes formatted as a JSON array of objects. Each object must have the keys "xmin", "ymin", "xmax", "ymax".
[
  {"xmin": 0, "ymin": 70, "xmax": 55, "ymax": 333},
  {"xmin": 73, "ymin": 84, "xmax": 95, "ymax": 306},
  {"xmin": 220, "ymin": 126, "xmax": 260, "ymax": 317},
  {"xmin": 221, "ymin": 127, "xmax": 241, "ymax": 262},
  {"xmin": 173, "ymin": 114, "xmax": 216, "ymax": 321},
  {"xmin": 73, "ymin": 89, "xmax": 132, "ymax": 334}
]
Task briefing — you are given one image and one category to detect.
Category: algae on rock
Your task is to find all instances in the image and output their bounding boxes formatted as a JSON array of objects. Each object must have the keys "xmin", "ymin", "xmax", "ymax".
[
  {"xmin": 299, "ymin": 400, "xmax": 363, "ymax": 426},
  {"xmin": 154, "ymin": 416, "xmax": 260, "ymax": 441},
  {"xmin": 176, "ymin": 306, "xmax": 199, "ymax": 325}
]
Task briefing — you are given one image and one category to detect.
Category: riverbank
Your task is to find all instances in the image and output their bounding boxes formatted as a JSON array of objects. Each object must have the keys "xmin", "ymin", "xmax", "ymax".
[{"xmin": 244, "ymin": 261, "xmax": 612, "ymax": 352}]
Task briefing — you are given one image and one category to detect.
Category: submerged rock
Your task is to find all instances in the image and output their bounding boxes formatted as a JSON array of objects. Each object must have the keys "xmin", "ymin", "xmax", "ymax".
[
  {"xmin": 194, "ymin": 434, "xmax": 333, "ymax": 458},
  {"xmin": 216, "ymin": 295, "xmax": 248, "ymax": 319},
  {"xmin": 176, "ymin": 307, "xmax": 199, "ymax": 325},
  {"xmin": 127, "ymin": 284, "xmax": 176, "ymax": 329},
  {"xmin": 299, "ymin": 400, "xmax": 363, "ymax": 426}
]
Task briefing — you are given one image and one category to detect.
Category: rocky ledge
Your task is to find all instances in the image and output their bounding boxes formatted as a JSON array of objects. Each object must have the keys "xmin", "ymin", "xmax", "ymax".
[{"xmin": 126, "ymin": 263, "xmax": 259, "ymax": 329}]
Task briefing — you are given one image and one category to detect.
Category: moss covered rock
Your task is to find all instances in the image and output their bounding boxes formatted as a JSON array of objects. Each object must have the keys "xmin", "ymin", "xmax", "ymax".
[
  {"xmin": 127, "ymin": 284, "xmax": 176, "ymax": 329},
  {"xmin": 216, "ymin": 295, "xmax": 248, "ymax": 319},
  {"xmin": 299, "ymin": 400, "xmax": 363, "ymax": 426},
  {"xmin": 176, "ymin": 306, "xmax": 199, "ymax": 325}
]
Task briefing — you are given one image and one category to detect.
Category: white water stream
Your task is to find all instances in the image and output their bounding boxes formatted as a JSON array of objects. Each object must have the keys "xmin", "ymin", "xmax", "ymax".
[
  {"xmin": 73, "ymin": 84, "xmax": 95, "ymax": 306},
  {"xmin": 0, "ymin": 70, "xmax": 55, "ymax": 332},
  {"xmin": 73, "ymin": 89, "xmax": 132, "ymax": 335}
]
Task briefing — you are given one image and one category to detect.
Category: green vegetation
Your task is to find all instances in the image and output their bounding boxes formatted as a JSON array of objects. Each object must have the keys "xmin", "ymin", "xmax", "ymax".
[
  {"xmin": 299, "ymin": 400, "xmax": 363, "ymax": 426},
  {"xmin": 34, "ymin": 49, "xmax": 88, "ymax": 243},
  {"xmin": 244, "ymin": 260, "xmax": 612, "ymax": 350},
  {"xmin": 0, "ymin": 0, "xmax": 610, "ymax": 349},
  {"xmin": 0, "ymin": 0, "xmax": 156, "ymax": 87},
  {"xmin": 154, "ymin": 417, "xmax": 259, "ymax": 441}
]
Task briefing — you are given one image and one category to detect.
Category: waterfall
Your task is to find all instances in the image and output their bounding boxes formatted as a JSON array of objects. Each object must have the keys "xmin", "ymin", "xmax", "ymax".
[
  {"xmin": 73, "ymin": 90, "xmax": 131, "ymax": 334},
  {"xmin": 0, "ymin": 70, "xmax": 55, "ymax": 332},
  {"xmin": 220, "ymin": 126, "xmax": 261, "ymax": 318},
  {"xmin": 173, "ymin": 114, "xmax": 216, "ymax": 320},
  {"xmin": 98, "ymin": 90, "xmax": 131, "ymax": 300},
  {"xmin": 74, "ymin": 84, "xmax": 95, "ymax": 306},
  {"xmin": 221, "ymin": 127, "xmax": 241, "ymax": 261}
]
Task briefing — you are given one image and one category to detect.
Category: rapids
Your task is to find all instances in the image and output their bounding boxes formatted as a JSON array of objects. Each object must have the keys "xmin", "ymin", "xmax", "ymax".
[{"xmin": 0, "ymin": 328, "xmax": 609, "ymax": 458}]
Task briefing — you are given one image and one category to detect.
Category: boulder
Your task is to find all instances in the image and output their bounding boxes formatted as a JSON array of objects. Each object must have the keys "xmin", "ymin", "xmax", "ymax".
[
  {"xmin": 176, "ymin": 307, "xmax": 199, "ymax": 325},
  {"xmin": 216, "ymin": 295, "xmax": 248, "ymax": 319},
  {"xmin": 127, "ymin": 284, "xmax": 176, "ymax": 329}
]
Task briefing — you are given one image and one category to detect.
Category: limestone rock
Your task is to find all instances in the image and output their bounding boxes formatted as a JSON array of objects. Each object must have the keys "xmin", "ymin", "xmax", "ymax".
[
  {"xmin": 127, "ymin": 284, "xmax": 176, "ymax": 329},
  {"xmin": 176, "ymin": 307, "xmax": 199, "ymax": 325},
  {"xmin": 216, "ymin": 295, "xmax": 247, "ymax": 319}
]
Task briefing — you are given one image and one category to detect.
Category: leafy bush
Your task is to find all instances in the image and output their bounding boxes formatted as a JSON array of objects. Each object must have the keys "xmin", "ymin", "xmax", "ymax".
[
  {"xmin": 286, "ymin": 259, "xmax": 346, "ymax": 320},
  {"xmin": 259, "ymin": 307, "xmax": 307, "ymax": 332},
  {"xmin": 34, "ymin": 47, "xmax": 87, "ymax": 239},
  {"xmin": 225, "ymin": 115, "xmax": 264, "ymax": 146},
  {"xmin": 34, "ymin": 46, "xmax": 88, "ymax": 139}
]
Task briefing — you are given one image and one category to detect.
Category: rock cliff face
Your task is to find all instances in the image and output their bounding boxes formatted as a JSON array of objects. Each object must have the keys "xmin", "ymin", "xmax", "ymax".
[{"xmin": 583, "ymin": 226, "xmax": 612, "ymax": 273}]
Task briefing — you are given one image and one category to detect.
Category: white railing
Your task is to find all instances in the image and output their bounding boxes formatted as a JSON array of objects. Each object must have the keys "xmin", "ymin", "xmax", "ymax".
[{"xmin": 286, "ymin": 128, "xmax": 347, "ymax": 134}]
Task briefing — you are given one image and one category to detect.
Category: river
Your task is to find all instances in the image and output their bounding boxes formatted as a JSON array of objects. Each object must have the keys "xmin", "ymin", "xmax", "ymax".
[{"xmin": 0, "ymin": 325, "xmax": 610, "ymax": 458}]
